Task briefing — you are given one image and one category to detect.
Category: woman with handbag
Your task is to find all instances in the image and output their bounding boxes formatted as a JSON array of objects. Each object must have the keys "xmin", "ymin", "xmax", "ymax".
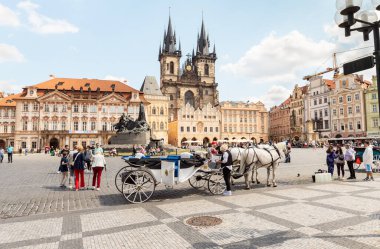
[
  {"xmin": 334, "ymin": 145, "xmax": 345, "ymax": 180},
  {"xmin": 73, "ymin": 145, "xmax": 86, "ymax": 191}
]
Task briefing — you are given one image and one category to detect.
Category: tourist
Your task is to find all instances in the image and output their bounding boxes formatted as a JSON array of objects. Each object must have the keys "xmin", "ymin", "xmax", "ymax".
[
  {"xmin": 84, "ymin": 146, "xmax": 93, "ymax": 171},
  {"xmin": 24, "ymin": 147, "xmax": 28, "ymax": 156},
  {"xmin": 334, "ymin": 145, "xmax": 345, "ymax": 180},
  {"xmin": 68, "ymin": 145, "xmax": 78, "ymax": 189},
  {"xmin": 7, "ymin": 144, "xmax": 13, "ymax": 163},
  {"xmin": 0, "ymin": 147, "xmax": 4, "ymax": 163},
  {"xmin": 59, "ymin": 153, "xmax": 69, "ymax": 188},
  {"xmin": 91, "ymin": 151, "xmax": 107, "ymax": 190},
  {"xmin": 94, "ymin": 143, "xmax": 103, "ymax": 155},
  {"xmin": 218, "ymin": 144, "xmax": 233, "ymax": 196},
  {"xmin": 73, "ymin": 145, "xmax": 86, "ymax": 191},
  {"xmin": 132, "ymin": 144, "xmax": 137, "ymax": 156},
  {"xmin": 345, "ymin": 143, "xmax": 356, "ymax": 180},
  {"xmin": 363, "ymin": 141, "xmax": 375, "ymax": 181},
  {"xmin": 326, "ymin": 145, "xmax": 335, "ymax": 176}
]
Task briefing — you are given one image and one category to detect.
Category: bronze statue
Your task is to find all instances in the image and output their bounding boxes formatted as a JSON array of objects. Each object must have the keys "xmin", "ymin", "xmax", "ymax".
[{"xmin": 113, "ymin": 102, "xmax": 150, "ymax": 134}]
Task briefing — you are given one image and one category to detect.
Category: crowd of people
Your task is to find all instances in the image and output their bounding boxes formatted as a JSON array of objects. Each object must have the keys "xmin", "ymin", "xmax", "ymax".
[
  {"xmin": 57, "ymin": 143, "xmax": 107, "ymax": 191},
  {"xmin": 326, "ymin": 141, "xmax": 374, "ymax": 181}
]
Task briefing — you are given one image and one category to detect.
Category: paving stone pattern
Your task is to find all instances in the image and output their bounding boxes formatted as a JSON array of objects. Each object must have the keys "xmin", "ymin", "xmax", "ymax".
[{"xmin": 0, "ymin": 149, "xmax": 379, "ymax": 248}]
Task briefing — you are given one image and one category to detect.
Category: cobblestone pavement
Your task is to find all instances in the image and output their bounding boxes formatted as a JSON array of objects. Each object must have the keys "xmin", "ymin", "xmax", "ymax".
[{"xmin": 0, "ymin": 148, "xmax": 379, "ymax": 248}]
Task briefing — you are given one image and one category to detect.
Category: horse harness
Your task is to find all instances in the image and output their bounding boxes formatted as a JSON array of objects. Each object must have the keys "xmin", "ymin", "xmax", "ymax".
[{"xmin": 242, "ymin": 145, "xmax": 282, "ymax": 172}]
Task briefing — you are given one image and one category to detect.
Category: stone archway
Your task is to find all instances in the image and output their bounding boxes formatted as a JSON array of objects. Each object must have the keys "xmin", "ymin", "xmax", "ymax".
[
  {"xmin": 0, "ymin": 139, "xmax": 5, "ymax": 149},
  {"xmin": 335, "ymin": 134, "xmax": 342, "ymax": 138},
  {"xmin": 181, "ymin": 138, "xmax": 187, "ymax": 144},
  {"xmin": 203, "ymin": 137, "xmax": 210, "ymax": 146},
  {"xmin": 49, "ymin": 137, "xmax": 59, "ymax": 149}
]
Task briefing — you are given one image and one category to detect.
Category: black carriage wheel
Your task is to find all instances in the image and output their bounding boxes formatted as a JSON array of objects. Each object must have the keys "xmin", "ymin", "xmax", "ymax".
[
  {"xmin": 208, "ymin": 171, "xmax": 226, "ymax": 195},
  {"xmin": 115, "ymin": 166, "xmax": 132, "ymax": 193},
  {"xmin": 189, "ymin": 171, "xmax": 207, "ymax": 189},
  {"xmin": 122, "ymin": 170, "xmax": 156, "ymax": 203}
]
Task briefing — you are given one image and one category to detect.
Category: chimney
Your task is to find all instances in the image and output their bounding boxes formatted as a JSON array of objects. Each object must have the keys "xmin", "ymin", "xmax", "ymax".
[{"xmin": 49, "ymin": 74, "xmax": 55, "ymax": 79}]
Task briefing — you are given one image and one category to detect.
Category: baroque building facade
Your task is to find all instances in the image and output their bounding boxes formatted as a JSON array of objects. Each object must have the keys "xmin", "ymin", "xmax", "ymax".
[
  {"xmin": 303, "ymin": 77, "xmax": 335, "ymax": 142},
  {"xmin": 220, "ymin": 101, "xmax": 268, "ymax": 142},
  {"xmin": 0, "ymin": 77, "xmax": 147, "ymax": 151},
  {"xmin": 364, "ymin": 76, "xmax": 380, "ymax": 137},
  {"xmin": 269, "ymin": 98, "xmax": 291, "ymax": 143},
  {"xmin": 289, "ymin": 84, "xmax": 308, "ymax": 142},
  {"xmin": 140, "ymin": 76, "xmax": 169, "ymax": 143},
  {"xmin": 329, "ymin": 74, "xmax": 367, "ymax": 138}
]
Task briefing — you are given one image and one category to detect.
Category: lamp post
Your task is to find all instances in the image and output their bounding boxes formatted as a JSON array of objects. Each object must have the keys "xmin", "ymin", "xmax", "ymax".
[{"xmin": 335, "ymin": 0, "xmax": 380, "ymax": 117}]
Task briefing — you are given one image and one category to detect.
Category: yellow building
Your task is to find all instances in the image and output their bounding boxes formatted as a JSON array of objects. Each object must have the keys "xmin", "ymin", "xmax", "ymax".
[
  {"xmin": 364, "ymin": 76, "xmax": 380, "ymax": 137},
  {"xmin": 141, "ymin": 76, "xmax": 169, "ymax": 143},
  {"xmin": 221, "ymin": 101, "xmax": 269, "ymax": 142}
]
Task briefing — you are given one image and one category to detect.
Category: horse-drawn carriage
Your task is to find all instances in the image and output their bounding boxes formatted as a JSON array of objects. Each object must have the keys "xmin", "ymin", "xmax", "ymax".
[
  {"xmin": 114, "ymin": 142, "xmax": 289, "ymax": 203},
  {"xmin": 114, "ymin": 155, "xmax": 227, "ymax": 203}
]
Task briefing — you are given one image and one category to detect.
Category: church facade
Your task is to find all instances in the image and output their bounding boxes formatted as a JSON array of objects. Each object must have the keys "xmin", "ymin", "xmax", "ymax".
[{"xmin": 159, "ymin": 16, "xmax": 221, "ymax": 146}]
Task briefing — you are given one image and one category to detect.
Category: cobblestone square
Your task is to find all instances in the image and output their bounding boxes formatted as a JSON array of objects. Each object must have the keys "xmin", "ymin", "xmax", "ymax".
[{"xmin": 0, "ymin": 149, "xmax": 379, "ymax": 248}]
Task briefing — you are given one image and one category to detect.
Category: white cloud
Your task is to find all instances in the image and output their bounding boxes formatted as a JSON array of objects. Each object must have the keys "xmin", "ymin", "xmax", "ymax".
[
  {"xmin": 0, "ymin": 80, "xmax": 23, "ymax": 94},
  {"xmin": 0, "ymin": 43, "xmax": 25, "ymax": 63},
  {"xmin": 221, "ymin": 31, "xmax": 336, "ymax": 83},
  {"xmin": 0, "ymin": 3, "xmax": 20, "ymax": 27},
  {"xmin": 18, "ymin": 0, "xmax": 79, "ymax": 34},
  {"xmin": 104, "ymin": 75, "xmax": 128, "ymax": 83},
  {"xmin": 248, "ymin": 85, "xmax": 291, "ymax": 109}
]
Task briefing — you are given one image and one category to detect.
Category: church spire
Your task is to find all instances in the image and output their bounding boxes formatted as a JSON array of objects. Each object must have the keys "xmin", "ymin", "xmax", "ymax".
[
  {"xmin": 197, "ymin": 18, "xmax": 209, "ymax": 55},
  {"xmin": 161, "ymin": 14, "xmax": 178, "ymax": 54}
]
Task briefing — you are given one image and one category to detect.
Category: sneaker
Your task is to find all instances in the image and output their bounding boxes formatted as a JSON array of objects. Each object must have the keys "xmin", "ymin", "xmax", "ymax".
[
  {"xmin": 363, "ymin": 177, "xmax": 369, "ymax": 181},
  {"xmin": 96, "ymin": 188, "xmax": 100, "ymax": 191},
  {"xmin": 347, "ymin": 177, "xmax": 353, "ymax": 180},
  {"xmin": 223, "ymin": 190, "xmax": 232, "ymax": 196},
  {"xmin": 68, "ymin": 185, "xmax": 72, "ymax": 189},
  {"xmin": 57, "ymin": 171, "xmax": 61, "ymax": 174},
  {"xmin": 79, "ymin": 187, "xmax": 85, "ymax": 190}
]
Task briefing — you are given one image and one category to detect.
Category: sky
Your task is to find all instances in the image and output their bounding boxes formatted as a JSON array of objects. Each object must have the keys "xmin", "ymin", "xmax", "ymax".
[{"xmin": 0, "ymin": 0, "xmax": 378, "ymax": 108}]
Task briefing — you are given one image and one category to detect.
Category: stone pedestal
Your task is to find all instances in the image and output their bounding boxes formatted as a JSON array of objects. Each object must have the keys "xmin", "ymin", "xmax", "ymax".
[{"xmin": 109, "ymin": 132, "xmax": 150, "ymax": 145}]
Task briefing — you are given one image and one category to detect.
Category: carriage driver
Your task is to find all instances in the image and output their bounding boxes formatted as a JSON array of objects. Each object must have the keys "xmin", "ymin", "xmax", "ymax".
[{"xmin": 218, "ymin": 144, "xmax": 233, "ymax": 196}]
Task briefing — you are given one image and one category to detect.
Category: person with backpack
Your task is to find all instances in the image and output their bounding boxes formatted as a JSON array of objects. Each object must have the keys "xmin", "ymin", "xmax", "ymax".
[
  {"xmin": 84, "ymin": 146, "xmax": 93, "ymax": 171},
  {"xmin": 326, "ymin": 145, "xmax": 335, "ymax": 176},
  {"xmin": 334, "ymin": 145, "xmax": 345, "ymax": 180},
  {"xmin": 73, "ymin": 145, "xmax": 86, "ymax": 191},
  {"xmin": 59, "ymin": 154, "xmax": 69, "ymax": 188}
]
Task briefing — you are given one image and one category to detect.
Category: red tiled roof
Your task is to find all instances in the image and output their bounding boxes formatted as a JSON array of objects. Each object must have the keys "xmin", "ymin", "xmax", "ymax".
[
  {"xmin": 30, "ymin": 78, "xmax": 139, "ymax": 93},
  {"xmin": 323, "ymin": 79, "xmax": 335, "ymax": 89},
  {"xmin": 0, "ymin": 93, "xmax": 22, "ymax": 107}
]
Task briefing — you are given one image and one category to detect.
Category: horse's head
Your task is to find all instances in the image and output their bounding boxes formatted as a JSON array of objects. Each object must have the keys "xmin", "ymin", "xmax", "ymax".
[{"xmin": 275, "ymin": 141, "xmax": 289, "ymax": 157}]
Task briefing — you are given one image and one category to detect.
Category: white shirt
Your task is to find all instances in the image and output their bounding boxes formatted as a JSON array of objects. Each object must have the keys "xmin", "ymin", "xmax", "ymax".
[
  {"xmin": 92, "ymin": 154, "xmax": 106, "ymax": 167},
  {"xmin": 363, "ymin": 146, "xmax": 373, "ymax": 165},
  {"xmin": 135, "ymin": 152, "xmax": 145, "ymax": 159},
  {"xmin": 221, "ymin": 151, "xmax": 232, "ymax": 170}
]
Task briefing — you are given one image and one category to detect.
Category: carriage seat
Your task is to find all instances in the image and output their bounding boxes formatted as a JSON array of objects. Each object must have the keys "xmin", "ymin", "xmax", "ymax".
[
  {"xmin": 128, "ymin": 158, "xmax": 161, "ymax": 169},
  {"xmin": 180, "ymin": 158, "xmax": 205, "ymax": 169}
]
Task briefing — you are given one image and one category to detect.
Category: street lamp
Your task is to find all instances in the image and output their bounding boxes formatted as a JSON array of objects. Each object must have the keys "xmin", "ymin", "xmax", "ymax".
[{"xmin": 335, "ymin": 0, "xmax": 380, "ymax": 117}]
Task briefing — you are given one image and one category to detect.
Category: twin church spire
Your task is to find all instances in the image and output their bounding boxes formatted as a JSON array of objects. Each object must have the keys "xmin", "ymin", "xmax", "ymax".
[{"xmin": 158, "ymin": 15, "xmax": 216, "ymax": 60}]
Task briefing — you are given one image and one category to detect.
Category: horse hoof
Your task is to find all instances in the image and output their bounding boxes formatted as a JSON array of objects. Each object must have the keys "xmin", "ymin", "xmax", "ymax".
[
  {"xmin": 257, "ymin": 181, "xmax": 261, "ymax": 184},
  {"xmin": 245, "ymin": 187, "xmax": 251, "ymax": 190},
  {"xmin": 273, "ymin": 185, "xmax": 277, "ymax": 188},
  {"xmin": 251, "ymin": 181, "xmax": 255, "ymax": 184},
  {"xmin": 267, "ymin": 184, "xmax": 271, "ymax": 187}
]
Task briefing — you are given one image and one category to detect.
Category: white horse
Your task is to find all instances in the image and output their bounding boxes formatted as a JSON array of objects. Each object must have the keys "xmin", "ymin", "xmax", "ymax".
[
  {"xmin": 240, "ymin": 142, "xmax": 288, "ymax": 188},
  {"xmin": 230, "ymin": 147, "xmax": 260, "ymax": 188}
]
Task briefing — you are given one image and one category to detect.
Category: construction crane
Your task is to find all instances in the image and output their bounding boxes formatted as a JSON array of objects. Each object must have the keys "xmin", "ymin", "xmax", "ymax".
[{"xmin": 303, "ymin": 53, "xmax": 340, "ymax": 81}]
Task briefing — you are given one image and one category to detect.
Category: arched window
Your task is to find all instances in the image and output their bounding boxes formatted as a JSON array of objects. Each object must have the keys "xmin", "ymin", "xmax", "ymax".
[
  {"xmin": 184, "ymin": 91, "xmax": 195, "ymax": 107},
  {"xmin": 170, "ymin": 95, "xmax": 173, "ymax": 101},
  {"xmin": 160, "ymin": 122, "xmax": 164, "ymax": 130},
  {"xmin": 204, "ymin": 64, "xmax": 209, "ymax": 76},
  {"xmin": 152, "ymin": 107, "xmax": 156, "ymax": 115},
  {"xmin": 152, "ymin": 122, "xmax": 156, "ymax": 130},
  {"xmin": 170, "ymin": 104, "xmax": 174, "ymax": 108},
  {"xmin": 170, "ymin": 62, "xmax": 174, "ymax": 74},
  {"xmin": 160, "ymin": 107, "xmax": 164, "ymax": 115}
]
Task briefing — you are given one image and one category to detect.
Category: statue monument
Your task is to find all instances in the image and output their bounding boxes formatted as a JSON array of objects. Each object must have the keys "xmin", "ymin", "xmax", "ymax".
[{"xmin": 109, "ymin": 102, "xmax": 150, "ymax": 145}]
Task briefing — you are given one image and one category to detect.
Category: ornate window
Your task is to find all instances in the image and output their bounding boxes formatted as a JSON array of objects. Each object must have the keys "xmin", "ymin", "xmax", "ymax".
[
  {"xmin": 23, "ymin": 121, "xmax": 28, "ymax": 131},
  {"xmin": 73, "ymin": 104, "xmax": 79, "ymax": 113},
  {"xmin": 160, "ymin": 107, "xmax": 164, "ymax": 115},
  {"xmin": 91, "ymin": 121, "xmax": 96, "ymax": 131},
  {"xmin": 170, "ymin": 95, "xmax": 173, "ymax": 101},
  {"xmin": 61, "ymin": 121, "xmax": 66, "ymax": 130},
  {"xmin": 169, "ymin": 62, "xmax": 174, "ymax": 74},
  {"xmin": 152, "ymin": 107, "xmax": 156, "ymax": 115},
  {"xmin": 204, "ymin": 64, "xmax": 209, "ymax": 76},
  {"xmin": 160, "ymin": 122, "xmax": 164, "ymax": 130},
  {"xmin": 184, "ymin": 91, "xmax": 195, "ymax": 107},
  {"xmin": 23, "ymin": 103, "xmax": 28, "ymax": 112},
  {"xmin": 152, "ymin": 122, "xmax": 156, "ymax": 130},
  {"xmin": 33, "ymin": 103, "xmax": 39, "ymax": 111}
]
